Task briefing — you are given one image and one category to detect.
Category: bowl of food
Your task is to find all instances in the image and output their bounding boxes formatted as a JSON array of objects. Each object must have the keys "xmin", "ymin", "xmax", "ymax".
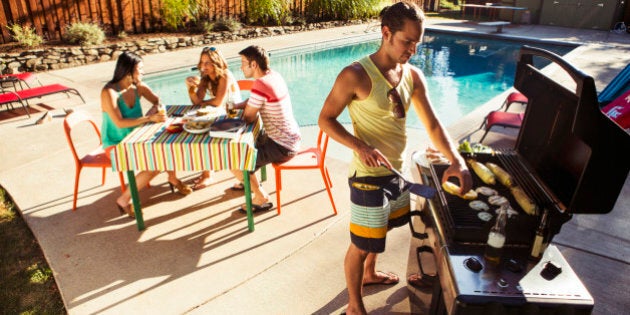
[{"xmin": 166, "ymin": 123, "xmax": 183, "ymax": 133}]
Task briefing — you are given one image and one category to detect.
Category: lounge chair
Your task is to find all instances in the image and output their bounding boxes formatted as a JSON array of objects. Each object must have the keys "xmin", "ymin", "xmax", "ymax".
[
  {"xmin": 0, "ymin": 72, "xmax": 42, "ymax": 90},
  {"xmin": 0, "ymin": 90, "xmax": 29, "ymax": 117},
  {"xmin": 0, "ymin": 83, "xmax": 86, "ymax": 118}
]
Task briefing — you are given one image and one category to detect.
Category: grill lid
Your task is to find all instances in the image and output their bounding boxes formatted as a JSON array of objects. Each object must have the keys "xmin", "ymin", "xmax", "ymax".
[{"xmin": 513, "ymin": 46, "xmax": 630, "ymax": 214}]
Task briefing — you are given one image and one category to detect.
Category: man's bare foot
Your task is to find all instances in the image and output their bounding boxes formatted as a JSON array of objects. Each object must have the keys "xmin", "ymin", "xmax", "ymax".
[{"xmin": 362, "ymin": 271, "xmax": 399, "ymax": 286}]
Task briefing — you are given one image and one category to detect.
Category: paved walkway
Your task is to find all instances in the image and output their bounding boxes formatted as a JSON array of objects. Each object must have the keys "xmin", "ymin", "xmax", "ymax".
[{"xmin": 0, "ymin": 18, "xmax": 629, "ymax": 314}]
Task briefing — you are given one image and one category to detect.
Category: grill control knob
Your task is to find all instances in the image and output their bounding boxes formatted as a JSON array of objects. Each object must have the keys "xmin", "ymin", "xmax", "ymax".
[
  {"xmin": 464, "ymin": 257, "xmax": 483, "ymax": 272},
  {"xmin": 506, "ymin": 259, "xmax": 524, "ymax": 273},
  {"xmin": 498, "ymin": 278, "xmax": 509, "ymax": 288}
]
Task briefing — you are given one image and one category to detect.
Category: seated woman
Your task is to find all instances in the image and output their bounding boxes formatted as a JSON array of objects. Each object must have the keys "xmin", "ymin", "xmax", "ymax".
[
  {"xmin": 185, "ymin": 46, "xmax": 243, "ymax": 190},
  {"xmin": 102, "ymin": 52, "xmax": 192, "ymax": 218}
]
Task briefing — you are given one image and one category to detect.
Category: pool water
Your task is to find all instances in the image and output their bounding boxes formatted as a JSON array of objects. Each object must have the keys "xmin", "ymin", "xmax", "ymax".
[{"xmin": 146, "ymin": 32, "xmax": 574, "ymax": 129}]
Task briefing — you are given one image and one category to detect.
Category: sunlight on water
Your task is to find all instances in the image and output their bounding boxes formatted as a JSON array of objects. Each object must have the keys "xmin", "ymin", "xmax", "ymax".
[{"xmin": 146, "ymin": 32, "xmax": 573, "ymax": 129}]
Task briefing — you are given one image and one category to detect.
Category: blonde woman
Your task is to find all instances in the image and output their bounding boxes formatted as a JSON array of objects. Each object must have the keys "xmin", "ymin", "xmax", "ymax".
[{"xmin": 185, "ymin": 46, "xmax": 242, "ymax": 190}]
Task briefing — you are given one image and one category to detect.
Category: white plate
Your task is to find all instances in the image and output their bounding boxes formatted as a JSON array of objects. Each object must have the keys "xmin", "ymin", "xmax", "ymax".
[
  {"xmin": 183, "ymin": 121, "xmax": 212, "ymax": 134},
  {"xmin": 185, "ymin": 107, "xmax": 226, "ymax": 119}
]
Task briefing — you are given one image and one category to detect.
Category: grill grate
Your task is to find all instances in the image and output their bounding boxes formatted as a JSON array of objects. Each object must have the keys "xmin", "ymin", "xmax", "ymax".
[{"xmin": 429, "ymin": 152, "xmax": 540, "ymax": 245}]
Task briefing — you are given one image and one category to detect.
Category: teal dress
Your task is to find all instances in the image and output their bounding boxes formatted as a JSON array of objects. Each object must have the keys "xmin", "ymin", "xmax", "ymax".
[{"xmin": 102, "ymin": 89, "xmax": 143, "ymax": 148}]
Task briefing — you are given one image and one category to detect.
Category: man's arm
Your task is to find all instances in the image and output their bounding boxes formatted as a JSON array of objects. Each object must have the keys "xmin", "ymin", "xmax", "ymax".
[
  {"xmin": 318, "ymin": 63, "xmax": 391, "ymax": 168},
  {"xmin": 409, "ymin": 66, "xmax": 472, "ymax": 193}
]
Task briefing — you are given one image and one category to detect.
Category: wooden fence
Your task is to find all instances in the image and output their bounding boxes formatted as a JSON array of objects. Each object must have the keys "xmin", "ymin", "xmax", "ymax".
[{"xmin": 0, "ymin": 0, "xmax": 430, "ymax": 44}]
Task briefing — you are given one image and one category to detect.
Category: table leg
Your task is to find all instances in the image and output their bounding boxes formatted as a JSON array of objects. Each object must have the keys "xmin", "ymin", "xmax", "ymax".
[
  {"xmin": 243, "ymin": 171, "xmax": 254, "ymax": 231},
  {"xmin": 126, "ymin": 170, "xmax": 145, "ymax": 231}
]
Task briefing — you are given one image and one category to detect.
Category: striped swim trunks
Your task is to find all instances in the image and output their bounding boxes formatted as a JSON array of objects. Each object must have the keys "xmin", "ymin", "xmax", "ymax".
[{"xmin": 348, "ymin": 174, "xmax": 411, "ymax": 253}]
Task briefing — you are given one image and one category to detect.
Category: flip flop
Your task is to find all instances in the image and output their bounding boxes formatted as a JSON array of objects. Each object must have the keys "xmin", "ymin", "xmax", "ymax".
[
  {"xmin": 238, "ymin": 202, "xmax": 273, "ymax": 213},
  {"xmin": 116, "ymin": 202, "xmax": 135, "ymax": 219},
  {"xmin": 363, "ymin": 271, "xmax": 399, "ymax": 286},
  {"xmin": 230, "ymin": 182, "xmax": 245, "ymax": 191},
  {"xmin": 192, "ymin": 176, "xmax": 213, "ymax": 190}
]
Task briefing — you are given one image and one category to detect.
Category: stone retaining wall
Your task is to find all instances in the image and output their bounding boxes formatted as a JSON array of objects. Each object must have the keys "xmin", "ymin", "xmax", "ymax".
[{"xmin": 1, "ymin": 20, "xmax": 369, "ymax": 74}]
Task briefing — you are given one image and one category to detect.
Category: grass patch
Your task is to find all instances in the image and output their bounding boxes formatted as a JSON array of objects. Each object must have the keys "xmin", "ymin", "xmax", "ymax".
[{"xmin": 0, "ymin": 187, "xmax": 65, "ymax": 314}]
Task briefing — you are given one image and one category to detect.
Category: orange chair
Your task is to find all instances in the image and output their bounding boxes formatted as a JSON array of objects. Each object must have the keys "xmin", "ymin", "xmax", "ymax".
[
  {"xmin": 499, "ymin": 91, "xmax": 528, "ymax": 111},
  {"xmin": 272, "ymin": 129, "xmax": 337, "ymax": 215},
  {"xmin": 237, "ymin": 79, "xmax": 267, "ymax": 182},
  {"xmin": 237, "ymin": 79, "xmax": 253, "ymax": 91},
  {"xmin": 63, "ymin": 111, "xmax": 125, "ymax": 211}
]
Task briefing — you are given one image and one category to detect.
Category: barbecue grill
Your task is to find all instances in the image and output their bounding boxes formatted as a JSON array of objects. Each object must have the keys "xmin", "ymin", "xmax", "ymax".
[{"xmin": 409, "ymin": 46, "xmax": 630, "ymax": 314}]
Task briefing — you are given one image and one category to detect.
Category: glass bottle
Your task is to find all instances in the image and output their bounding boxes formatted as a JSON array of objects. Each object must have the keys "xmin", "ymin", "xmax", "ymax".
[
  {"xmin": 529, "ymin": 208, "xmax": 549, "ymax": 261},
  {"xmin": 226, "ymin": 85, "xmax": 237, "ymax": 118},
  {"xmin": 484, "ymin": 202, "xmax": 508, "ymax": 264}
]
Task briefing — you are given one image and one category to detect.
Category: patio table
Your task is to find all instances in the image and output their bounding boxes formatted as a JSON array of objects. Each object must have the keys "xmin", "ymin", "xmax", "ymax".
[{"xmin": 111, "ymin": 105, "xmax": 260, "ymax": 231}]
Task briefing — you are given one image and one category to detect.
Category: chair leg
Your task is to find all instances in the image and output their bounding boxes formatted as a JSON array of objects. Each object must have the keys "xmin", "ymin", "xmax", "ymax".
[
  {"xmin": 320, "ymin": 166, "xmax": 337, "ymax": 215},
  {"xmin": 260, "ymin": 165, "xmax": 267, "ymax": 182},
  {"xmin": 73, "ymin": 166, "xmax": 82, "ymax": 211},
  {"xmin": 479, "ymin": 129, "xmax": 491, "ymax": 144},
  {"xmin": 275, "ymin": 167, "xmax": 282, "ymax": 215},
  {"xmin": 101, "ymin": 167, "xmax": 107, "ymax": 186},
  {"xmin": 118, "ymin": 172, "xmax": 126, "ymax": 193}
]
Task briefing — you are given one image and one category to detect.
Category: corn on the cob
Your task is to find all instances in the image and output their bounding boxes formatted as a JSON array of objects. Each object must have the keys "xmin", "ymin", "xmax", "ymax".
[
  {"xmin": 486, "ymin": 162, "xmax": 514, "ymax": 187},
  {"xmin": 467, "ymin": 159, "xmax": 496, "ymax": 185},
  {"xmin": 442, "ymin": 181, "xmax": 478, "ymax": 200},
  {"xmin": 510, "ymin": 185, "xmax": 538, "ymax": 215}
]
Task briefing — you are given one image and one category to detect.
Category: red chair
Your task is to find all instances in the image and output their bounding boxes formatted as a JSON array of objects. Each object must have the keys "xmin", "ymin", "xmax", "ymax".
[
  {"xmin": 0, "ymin": 90, "xmax": 29, "ymax": 117},
  {"xmin": 1, "ymin": 83, "xmax": 85, "ymax": 118},
  {"xmin": 499, "ymin": 91, "xmax": 528, "ymax": 111},
  {"xmin": 63, "ymin": 111, "xmax": 125, "ymax": 211},
  {"xmin": 478, "ymin": 111, "xmax": 524, "ymax": 143},
  {"xmin": 0, "ymin": 72, "xmax": 42, "ymax": 90},
  {"xmin": 272, "ymin": 129, "xmax": 337, "ymax": 215}
]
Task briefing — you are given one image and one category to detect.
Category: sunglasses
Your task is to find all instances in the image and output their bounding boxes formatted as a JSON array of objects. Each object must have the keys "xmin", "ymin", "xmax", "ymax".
[
  {"xmin": 202, "ymin": 46, "xmax": 217, "ymax": 52},
  {"xmin": 388, "ymin": 88, "xmax": 405, "ymax": 119}
]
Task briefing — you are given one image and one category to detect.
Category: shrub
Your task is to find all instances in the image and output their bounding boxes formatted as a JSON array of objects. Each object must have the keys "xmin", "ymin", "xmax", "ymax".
[
  {"xmin": 208, "ymin": 18, "xmax": 243, "ymax": 32},
  {"xmin": 246, "ymin": 0, "xmax": 290, "ymax": 26},
  {"xmin": 161, "ymin": 0, "xmax": 208, "ymax": 31},
  {"xmin": 65, "ymin": 22, "xmax": 105, "ymax": 46},
  {"xmin": 6, "ymin": 24, "xmax": 43, "ymax": 48},
  {"xmin": 306, "ymin": 0, "xmax": 382, "ymax": 21}
]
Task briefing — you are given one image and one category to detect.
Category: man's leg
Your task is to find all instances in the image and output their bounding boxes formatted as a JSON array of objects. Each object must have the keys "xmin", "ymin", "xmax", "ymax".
[
  {"xmin": 362, "ymin": 253, "xmax": 399, "ymax": 285},
  {"xmin": 230, "ymin": 169, "xmax": 269, "ymax": 205},
  {"xmin": 345, "ymin": 243, "xmax": 368, "ymax": 315}
]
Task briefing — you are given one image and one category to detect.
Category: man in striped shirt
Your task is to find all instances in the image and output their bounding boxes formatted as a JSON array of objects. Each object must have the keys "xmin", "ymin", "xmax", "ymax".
[{"xmin": 231, "ymin": 45, "xmax": 301, "ymax": 212}]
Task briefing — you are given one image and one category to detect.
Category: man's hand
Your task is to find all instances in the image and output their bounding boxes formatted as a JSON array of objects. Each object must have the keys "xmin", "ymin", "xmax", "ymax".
[
  {"xmin": 357, "ymin": 144, "xmax": 390, "ymax": 169},
  {"xmin": 441, "ymin": 161, "xmax": 473, "ymax": 195}
]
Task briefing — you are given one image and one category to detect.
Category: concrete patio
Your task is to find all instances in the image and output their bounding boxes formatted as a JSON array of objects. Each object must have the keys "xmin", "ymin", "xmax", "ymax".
[{"xmin": 0, "ymin": 18, "xmax": 629, "ymax": 314}]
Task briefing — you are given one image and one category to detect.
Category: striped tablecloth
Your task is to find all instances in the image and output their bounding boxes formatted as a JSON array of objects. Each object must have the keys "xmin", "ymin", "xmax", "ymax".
[{"xmin": 112, "ymin": 105, "xmax": 260, "ymax": 172}]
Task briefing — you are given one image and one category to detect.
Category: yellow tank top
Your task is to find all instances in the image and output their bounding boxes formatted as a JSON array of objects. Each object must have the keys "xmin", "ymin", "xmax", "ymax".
[{"xmin": 348, "ymin": 56, "xmax": 413, "ymax": 177}]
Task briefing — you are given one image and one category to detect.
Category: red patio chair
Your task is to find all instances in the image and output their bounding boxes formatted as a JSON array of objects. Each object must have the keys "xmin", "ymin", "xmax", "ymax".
[
  {"xmin": 478, "ymin": 110, "xmax": 524, "ymax": 143},
  {"xmin": 0, "ymin": 90, "xmax": 29, "ymax": 117},
  {"xmin": 63, "ymin": 110, "xmax": 125, "ymax": 211},
  {"xmin": 1, "ymin": 83, "xmax": 85, "ymax": 118},
  {"xmin": 0, "ymin": 72, "xmax": 42, "ymax": 90},
  {"xmin": 499, "ymin": 91, "xmax": 528, "ymax": 111},
  {"xmin": 271, "ymin": 129, "xmax": 337, "ymax": 215}
]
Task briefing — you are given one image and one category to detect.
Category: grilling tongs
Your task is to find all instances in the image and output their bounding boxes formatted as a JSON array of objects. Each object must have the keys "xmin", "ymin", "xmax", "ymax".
[{"xmin": 380, "ymin": 162, "xmax": 436, "ymax": 199}]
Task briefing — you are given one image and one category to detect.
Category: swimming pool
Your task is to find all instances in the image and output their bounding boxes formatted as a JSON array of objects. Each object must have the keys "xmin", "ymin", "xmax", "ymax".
[{"xmin": 145, "ymin": 31, "xmax": 575, "ymax": 128}]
